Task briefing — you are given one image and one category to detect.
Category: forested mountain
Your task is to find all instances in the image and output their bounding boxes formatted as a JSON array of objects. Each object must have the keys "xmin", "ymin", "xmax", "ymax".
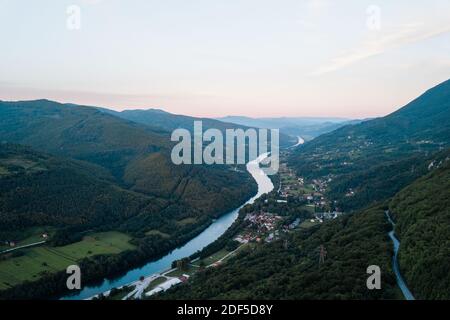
[
  {"xmin": 100, "ymin": 108, "xmax": 295, "ymax": 147},
  {"xmin": 158, "ymin": 152, "xmax": 450, "ymax": 300},
  {"xmin": 0, "ymin": 99, "xmax": 256, "ymax": 208},
  {"xmin": 0, "ymin": 144, "xmax": 156, "ymax": 237},
  {"xmin": 102, "ymin": 108, "xmax": 248, "ymax": 133},
  {"xmin": 389, "ymin": 156, "xmax": 450, "ymax": 299},
  {"xmin": 0, "ymin": 99, "xmax": 258, "ymax": 298},
  {"xmin": 289, "ymin": 79, "xmax": 450, "ymax": 210}
]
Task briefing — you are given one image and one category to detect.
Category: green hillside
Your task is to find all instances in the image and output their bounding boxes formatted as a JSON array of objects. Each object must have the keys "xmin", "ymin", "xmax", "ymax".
[
  {"xmin": 389, "ymin": 158, "xmax": 450, "ymax": 299},
  {"xmin": 0, "ymin": 100, "xmax": 256, "ymax": 212},
  {"xmin": 289, "ymin": 79, "xmax": 450, "ymax": 211},
  {"xmin": 101, "ymin": 108, "xmax": 296, "ymax": 147},
  {"xmin": 0, "ymin": 99, "xmax": 257, "ymax": 298},
  {"xmin": 0, "ymin": 144, "xmax": 155, "ymax": 235}
]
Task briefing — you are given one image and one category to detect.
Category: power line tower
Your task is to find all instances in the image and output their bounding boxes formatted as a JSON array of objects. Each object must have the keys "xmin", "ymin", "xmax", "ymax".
[
  {"xmin": 283, "ymin": 239, "xmax": 289, "ymax": 250},
  {"xmin": 319, "ymin": 245, "xmax": 327, "ymax": 265}
]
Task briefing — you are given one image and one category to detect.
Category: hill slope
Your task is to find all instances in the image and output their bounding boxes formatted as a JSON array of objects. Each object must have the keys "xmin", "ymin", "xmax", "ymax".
[
  {"xmin": 0, "ymin": 143, "xmax": 157, "ymax": 240},
  {"xmin": 102, "ymin": 108, "xmax": 296, "ymax": 147},
  {"xmin": 0, "ymin": 99, "xmax": 256, "ymax": 209},
  {"xmin": 289, "ymin": 79, "xmax": 450, "ymax": 210},
  {"xmin": 389, "ymin": 156, "xmax": 450, "ymax": 299}
]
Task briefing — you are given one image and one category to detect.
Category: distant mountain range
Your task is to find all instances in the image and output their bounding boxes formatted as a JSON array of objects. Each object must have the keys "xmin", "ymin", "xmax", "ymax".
[
  {"xmin": 98, "ymin": 108, "xmax": 296, "ymax": 147},
  {"xmin": 217, "ymin": 116, "xmax": 364, "ymax": 140}
]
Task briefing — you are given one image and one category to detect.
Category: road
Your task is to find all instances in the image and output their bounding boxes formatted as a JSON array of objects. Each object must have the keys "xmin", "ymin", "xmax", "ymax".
[
  {"xmin": 0, "ymin": 240, "xmax": 47, "ymax": 254},
  {"xmin": 385, "ymin": 211, "xmax": 415, "ymax": 300}
]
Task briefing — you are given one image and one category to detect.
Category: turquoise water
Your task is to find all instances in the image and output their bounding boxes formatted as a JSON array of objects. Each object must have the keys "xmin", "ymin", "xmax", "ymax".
[{"xmin": 62, "ymin": 154, "xmax": 274, "ymax": 300}]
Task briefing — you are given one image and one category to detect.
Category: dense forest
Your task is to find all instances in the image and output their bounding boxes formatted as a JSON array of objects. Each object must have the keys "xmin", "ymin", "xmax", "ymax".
[
  {"xmin": 157, "ymin": 150, "xmax": 450, "ymax": 300},
  {"xmin": 389, "ymin": 158, "xmax": 450, "ymax": 299}
]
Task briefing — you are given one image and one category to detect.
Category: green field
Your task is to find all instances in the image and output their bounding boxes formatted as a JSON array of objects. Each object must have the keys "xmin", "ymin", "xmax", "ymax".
[
  {"xmin": 144, "ymin": 276, "xmax": 168, "ymax": 293},
  {"xmin": 176, "ymin": 217, "xmax": 197, "ymax": 226},
  {"xmin": 166, "ymin": 266, "xmax": 196, "ymax": 278},
  {"xmin": 106, "ymin": 286, "xmax": 134, "ymax": 300},
  {"xmin": 198, "ymin": 249, "xmax": 231, "ymax": 266},
  {"xmin": 0, "ymin": 231, "xmax": 135, "ymax": 290},
  {"xmin": 145, "ymin": 229, "xmax": 170, "ymax": 238},
  {"xmin": 0, "ymin": 166, "xmax": 8, "ymax": 176}
]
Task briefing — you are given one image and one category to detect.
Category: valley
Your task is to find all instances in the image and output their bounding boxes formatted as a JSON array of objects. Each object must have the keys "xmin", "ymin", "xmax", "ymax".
[
  {"xmin": 0, "ymin": 79, "xmax": 449, "ymax": 300},
  {"xmin": 148, "ymin": 79, "xmax": 450, "ymax": 300},
  {"xmin": 0, "ymin": 101, "xmax": 257, "ymax": 299}
]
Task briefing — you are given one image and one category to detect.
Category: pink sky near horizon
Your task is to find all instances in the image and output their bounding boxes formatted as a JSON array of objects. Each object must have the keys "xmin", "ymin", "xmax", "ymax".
[
  {"xmin": 0, "ymin": 78, "xmax": 445, "ymax": 119},
  {"xmin": 1, "ymin": 0, "xmax": 449, "ymax": 119}
]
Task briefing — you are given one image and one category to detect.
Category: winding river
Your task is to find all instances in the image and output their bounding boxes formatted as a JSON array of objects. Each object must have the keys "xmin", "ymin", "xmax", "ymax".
[
  {"xmin": 62, "ymin": 153, "xmax": 274, "ymax": 300},
  {"xmin": 385, "ymin": 211, "xmax": 415, "ymax": 300}
]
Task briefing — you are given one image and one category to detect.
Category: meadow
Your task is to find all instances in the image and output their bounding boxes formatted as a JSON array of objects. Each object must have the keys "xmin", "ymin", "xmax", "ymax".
[{"xmin": 0, "ymin": 231, "xmax": 135, "ymax": 290}]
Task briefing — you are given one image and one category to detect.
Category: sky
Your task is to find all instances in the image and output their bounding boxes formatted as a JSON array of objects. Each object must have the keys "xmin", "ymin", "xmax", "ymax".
[{"xmin": 0, "ymin": 0, "xmax": 449, "ymax": 118}]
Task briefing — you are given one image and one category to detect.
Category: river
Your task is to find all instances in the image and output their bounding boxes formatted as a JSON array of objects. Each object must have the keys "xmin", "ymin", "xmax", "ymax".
[
  {"xmin": 385, "ymin": 211, "xmax": 415, "ymax": 300},
  {"xmin": 62, "ymin": 153, "xmax": 274, "ymax": 300},
  {"xmin": 290, "ymin": 136, "xmax": 305, "ymax": 148}
]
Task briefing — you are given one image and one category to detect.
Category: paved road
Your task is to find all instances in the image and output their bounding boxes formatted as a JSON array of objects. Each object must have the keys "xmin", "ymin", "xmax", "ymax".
[
  {"xmin": 385, "ymin": 211, "xmax": 415, "ymax": 300},
  {"xmin": 0, "ymin": 240, "xmax": 47, "ymax": 254}
]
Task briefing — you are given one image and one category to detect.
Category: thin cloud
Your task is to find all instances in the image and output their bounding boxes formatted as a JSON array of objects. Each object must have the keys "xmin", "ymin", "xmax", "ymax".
[{"xmin": 311, "ymin": 23, "xmax": 450, "ymax": 76}]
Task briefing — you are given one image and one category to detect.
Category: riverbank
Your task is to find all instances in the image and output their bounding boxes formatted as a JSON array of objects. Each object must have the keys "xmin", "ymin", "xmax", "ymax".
[{"xmin": 62, "ymin": 154, "xmax": 274, "ymax": 300}]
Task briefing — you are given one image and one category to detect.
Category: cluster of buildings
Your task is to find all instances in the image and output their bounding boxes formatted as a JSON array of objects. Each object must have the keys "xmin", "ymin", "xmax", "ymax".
[
  {"xmin": 235, "ymin": 212, "xmax": 307, "ymax": 245},
  {"xmin": 313, "ymin": 211, "xmax": 344, "ymax": 223},
  {"xmin": 234, "ymin": 212, "xmax": 283, "ymax": 244},
  {"xmin": 244, "ymin": 212, "xmax": 282, "ymax": 232},
  {"xmin": 311, "ymin": 178, "xmax": 329, "ymax": 194},
  {"xmin": 3, "ymin": 240, "xmax": 16, "ymax": 248}
]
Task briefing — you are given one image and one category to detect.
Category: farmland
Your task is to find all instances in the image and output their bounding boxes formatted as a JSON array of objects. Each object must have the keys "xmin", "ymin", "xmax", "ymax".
[{"xmin": 0, "ymin": 231, "xmax": 135, "ymax": 290}]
